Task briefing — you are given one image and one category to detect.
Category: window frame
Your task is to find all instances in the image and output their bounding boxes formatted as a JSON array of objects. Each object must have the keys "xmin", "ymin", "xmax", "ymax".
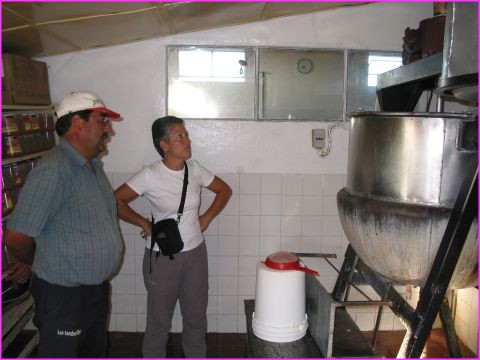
[{"xmin": 166, "ymin": 45, "xmax": 402, "ymax": 122}]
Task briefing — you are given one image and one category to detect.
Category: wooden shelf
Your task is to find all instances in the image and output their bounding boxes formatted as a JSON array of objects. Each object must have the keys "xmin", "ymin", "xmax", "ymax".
[
  {"xmin": 2, "ymin": 105, "xmax": 53, "ymax": 111},
  {"xmin": 2, "ymin": 150, "xmax": 51, "ymax": 166}
]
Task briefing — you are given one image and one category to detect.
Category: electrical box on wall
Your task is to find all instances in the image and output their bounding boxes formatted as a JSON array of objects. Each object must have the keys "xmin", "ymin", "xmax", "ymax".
[{"xmin": 312, "ymin": 129, "xmax": 325, "ymax": 149}]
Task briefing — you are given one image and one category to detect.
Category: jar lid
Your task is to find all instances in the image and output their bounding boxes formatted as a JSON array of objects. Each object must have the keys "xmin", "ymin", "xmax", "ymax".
[
  {"xmin": 264, "ymin": 251, "xmax": 319, "ymax": 275},
  {"xmin": 265, "ymin": 251, "xmax": 300, "ymax": 270}
]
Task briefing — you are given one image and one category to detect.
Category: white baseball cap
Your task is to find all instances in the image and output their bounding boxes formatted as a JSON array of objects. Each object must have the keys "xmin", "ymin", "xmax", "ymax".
[{"xmin": 55, "ymin": 91, "xmax": 121, "ymax": 119}]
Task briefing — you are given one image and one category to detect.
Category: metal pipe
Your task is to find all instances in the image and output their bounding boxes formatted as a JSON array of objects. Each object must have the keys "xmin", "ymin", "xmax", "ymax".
[{"xmin": 436, "ymin": 95, "xmax": 445, "ymax": 112}]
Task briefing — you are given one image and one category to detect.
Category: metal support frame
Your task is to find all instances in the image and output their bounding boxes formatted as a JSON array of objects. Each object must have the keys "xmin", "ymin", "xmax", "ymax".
[
  {"xmin": 332, "ymin": 165, "xmax": 477, "ymax": 358},
  {"xmin": 398, "ymin": 166, "xmax": 478, "ymax": 357}
]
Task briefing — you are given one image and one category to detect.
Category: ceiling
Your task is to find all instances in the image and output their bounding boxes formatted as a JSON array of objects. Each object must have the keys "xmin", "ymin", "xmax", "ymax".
[{"xmin": 2, "ymin": 2, "xmax": 369, "ymax": 59}]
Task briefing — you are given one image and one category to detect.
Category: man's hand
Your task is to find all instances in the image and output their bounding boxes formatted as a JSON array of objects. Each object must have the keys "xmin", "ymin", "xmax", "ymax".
[{"xmin": 5, "ymin": 261, "xmax": 32, "ymax": 284}]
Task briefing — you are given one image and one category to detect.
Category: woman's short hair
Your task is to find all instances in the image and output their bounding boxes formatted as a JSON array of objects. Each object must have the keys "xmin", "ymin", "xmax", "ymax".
[
  {"xmin": 151, "ymin": 116, "xmax": 184, "ymax": 158},
  {"xmin": 55, "ymin": 110, "xmax": 92, "ymax": 136}
]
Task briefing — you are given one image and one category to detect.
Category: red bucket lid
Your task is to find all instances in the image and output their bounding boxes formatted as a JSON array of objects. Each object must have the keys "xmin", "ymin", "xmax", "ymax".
[
  {"xmin": 265, "ymin": 251, "xmax": 300, "ymax": 270},
  {"xmin": 264, "ymin": 251, "xmax": 319, "ymax": 275}
]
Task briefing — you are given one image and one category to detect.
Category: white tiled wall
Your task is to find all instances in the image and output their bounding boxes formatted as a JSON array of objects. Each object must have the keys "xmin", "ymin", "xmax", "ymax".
[
  {"xmin": 454, "ymin": 287, "xmax": 478, "ymax": 354},
  {"xmin": 107, "ymin": 171, "xmax": 353, "ymax": 333},
  {"xmin": 106, "ymin": 169, "xmax": 478, "ymax": 357}
]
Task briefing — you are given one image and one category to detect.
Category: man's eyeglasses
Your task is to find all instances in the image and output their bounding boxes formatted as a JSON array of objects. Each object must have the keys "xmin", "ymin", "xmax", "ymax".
[{"xmin": 90, "ymin": 114, "xmax": 111, "ymax": 126}]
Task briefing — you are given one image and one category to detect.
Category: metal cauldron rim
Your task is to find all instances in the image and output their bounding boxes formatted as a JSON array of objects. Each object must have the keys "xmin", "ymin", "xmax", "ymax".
[{"xmin": 347, "ymin": 111, "xmax": 477, "ymax": 121}]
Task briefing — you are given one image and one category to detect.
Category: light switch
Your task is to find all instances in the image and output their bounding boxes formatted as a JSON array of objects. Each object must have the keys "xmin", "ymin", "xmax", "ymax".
[{"xmin": 312, "ymin": 129, "xmax": 325, "ymax": 149}]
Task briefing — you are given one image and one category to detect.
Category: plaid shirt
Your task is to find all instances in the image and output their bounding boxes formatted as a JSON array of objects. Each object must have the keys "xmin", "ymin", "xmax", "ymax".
[{"xmin": 7, "ymin": 138, "xmax": 122, "ymax": 286}]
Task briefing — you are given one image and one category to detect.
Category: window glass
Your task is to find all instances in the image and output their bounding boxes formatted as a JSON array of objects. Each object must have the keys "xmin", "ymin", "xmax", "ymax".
[
  {"xmin": 258, "ymin": 48, "xmax": 344, "ymax": 120},
  {"xmin": 168, "ymin": 46, "xmax": 255, "ymax": 119},
  {"xmin": 347, "ymin": 50, "xmax": 402, "ymax": 113}
]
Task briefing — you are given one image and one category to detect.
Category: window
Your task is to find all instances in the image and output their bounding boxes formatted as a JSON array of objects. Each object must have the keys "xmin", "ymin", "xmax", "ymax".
[
  {"xmin": 178, "ymin": 48, "xmax": 246, "ymax": 83},
  {"xmin": 258, "ymin": 48, "xmax": 344, "ymax": 120},
  {"xmin": 168, "ymin": 46, "xmax": 255, "ymax": 119},
  {"xmin": 346, "ymin": 50, "xmax": 402, "ymax": 113},
  {"xmin": 367, "ymin": 55, "xmax": 402, "ymax": 87},
  {"xmin": 167, "ymin": 46, "xmax": 403, "ymax": 120}
]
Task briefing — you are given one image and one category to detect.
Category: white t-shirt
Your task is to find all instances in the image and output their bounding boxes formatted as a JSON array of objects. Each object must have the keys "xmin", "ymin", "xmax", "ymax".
[{"xmin": 126, "ymin": 159, "xmax": 215, "ymax": 252}]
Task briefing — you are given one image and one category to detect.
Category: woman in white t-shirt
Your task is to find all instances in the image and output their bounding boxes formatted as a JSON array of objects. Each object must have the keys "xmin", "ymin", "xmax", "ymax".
[{"xmin": 114, "ymin": 116, "xmax": 231, "ymax": 358}]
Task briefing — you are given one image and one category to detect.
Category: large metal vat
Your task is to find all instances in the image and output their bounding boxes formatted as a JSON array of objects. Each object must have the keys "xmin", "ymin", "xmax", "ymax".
[{"xmin": 337, "ymin": 112, "xmax": 478, "ymax": 289}]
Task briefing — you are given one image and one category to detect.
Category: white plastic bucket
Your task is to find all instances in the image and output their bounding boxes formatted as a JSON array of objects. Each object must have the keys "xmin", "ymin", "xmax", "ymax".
[{"xmin": 252, "ymin": 261, "xmax": 308, "ymax": 342}]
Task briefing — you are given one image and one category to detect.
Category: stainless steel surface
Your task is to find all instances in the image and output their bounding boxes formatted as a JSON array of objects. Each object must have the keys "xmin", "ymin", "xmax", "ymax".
[
  {"xmin": 346, "ymin": 112, "xmax": 477, "ymax": 206},
  {"xmin": 338, "ymin": 111, "xmax": 478, "ymax": 288},
  {"xmin": 436, "ymin": 2, "xmax": 478, "ymax": 104},
  {"xmin": 376, "ymin": 53, "xmax": 442, "ymax": 90},
  {"xmin": 338, "ymin": 189, "xmax": 478, "ymax": 288}
]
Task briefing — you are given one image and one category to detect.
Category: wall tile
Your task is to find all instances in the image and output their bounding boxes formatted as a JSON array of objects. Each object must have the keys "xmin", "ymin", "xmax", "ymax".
[
  {"xmin": 240, "ymin": 174, "xmax": 261, "ymax": 194},
  {"xmin": 323, "ymin": 174, "xmax": 346, "ymax": 195},
  {"xmin": 207, "ymin": 315, "xmax": 218, "ymax": 332},
  {"xmin": 218, "ymin": 315, "xmax": 238, "ymax": 332},
  {"xmin": 123, "ymin": 235, "xmax": 136, "ymax": 255},
  {"xmin": 261, "ymin": 195, "xmax": 282, "ymax": 215},
  {"xmin": 282, "ymin": 195, "xmax": 302, "ymax": 215},
  {"xmin": 205, "ymin": 235, "xmax": 219, "ymax": 256},
  {"xmin": 259, "ymin": 236, "xmax": 281, "ymax": 256},
  {"xmin": 281, "ymin": 216, "xmax": 302, "ymax": 236},
  {"xmin": 116, "ymin": 314, "xmax": 137, "ymax": 332},
  {"xmin": 136, "ymin": 294, "xmax": 147, "ymax": 313},
  {"xmin": 300, "ymin": 236, "xmax": 322, "ymax": 253},
  {"xmin": 238, "ymin": 275, "xmax": 256, "ymax": 296},
  {"xmin": 282, "ymin": 174, "xmax": 302, "ymax": 195},
  {"xmin": 222, "ymin": 194, "xmax": 240, "ymax": 215},
  {"xmin": 218, "ymin": 235, "xmax": 239, "ymax": 256},
  {"xmin": 322, "ymin": 216, "xmax": 345, "ymax": 237},
  {"xmin": 114, "ymin": 275, "xmax": 136, "ymax": 294},
  {"xmin": 237, "ymin": 314, "xmax": 247, "ymax": 333},
  {"xmin": 218, "ymin": 276, "xmax": 238, "ymax": 295},
  {"xmin": 119, "ymin": 255, "xmax": 136, "ymax": 275},
  {"xmin": 281, "ymin": 236, "xmax": 301, "ymax": 252},
  {"xmin": 115, "ymin": 294, "xmax": 136, "ymax": 313},
  {"xmin": 209, "ymin": 275, "xmax": 218, "ymax": 295},
  {"xmin": 239, "ymin": 235, "xmax": 259, "ymax": 256},
  {"xmin": 218, "ymin": 257, "xmax": 238, "ymax": 276},
  {"xmin": 303, "ymin": 174, "xmax": 323, "ymax": 195},
  {"xmin": 301, "ymin": 216, "xmax": 322, "ymax": 236},
  {"xmin": 135, "ymin": 275, "xmax": 146, "ymax": 294},
  {"xmin": 239, "ymin": 216, "xmax": 260, "ymax": 235},
  {"xmin": 240, "ymin": 194, "xmax": 261, "ymax": 215},
  {"xmin": 207, "ymin": 295, "xmax": 218, "ymax": 315},
  {"xmin": 239, "ymin": 256, "xmax": 259, "ymax": 275},
  {"xmin": 261, "ymin": 174, "xmax": 282, "ymax": 194},
  {"xmin": 323, "ymin": 195, "xmax": 339, "ymax": 215},
  {"xmin": 302, "ymin": 195, "xmax": 322, "ymax": 215},
  {"xmin": 135, "ymin": 239, "xmax": 147, "ymax": 255},
  {"xmin": 208, "ymin": 256, "xmax": 218, "ymax": 275},
  {"xmin": 120, "ymin": 220, "xmax": 135, "ymax": 235},
  {"xmin": 218, "ymin": 296, "xmax": 238, "ymax": 315},
  {"xmin": 260, "ymin": 216, "xmax": 281, "ymax": 236},
  {"xmin": 218, "ymin": 215, "xmax": 239, "ymax": 235},
  {"xmin": 136, "ymin": 314, "xmax": 146, "ymax": 332}
]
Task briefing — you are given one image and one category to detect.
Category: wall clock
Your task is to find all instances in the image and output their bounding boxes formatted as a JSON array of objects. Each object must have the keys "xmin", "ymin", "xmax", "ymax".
[{"xmin": 297, "ymin": 58, "xmax": 313, "ymax": 74}]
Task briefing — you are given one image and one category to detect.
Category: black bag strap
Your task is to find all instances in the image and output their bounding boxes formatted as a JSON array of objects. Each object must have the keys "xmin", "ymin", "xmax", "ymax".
[{"xmin": 176, "ymin": 160, "xmax": 189, "ymax": 223}]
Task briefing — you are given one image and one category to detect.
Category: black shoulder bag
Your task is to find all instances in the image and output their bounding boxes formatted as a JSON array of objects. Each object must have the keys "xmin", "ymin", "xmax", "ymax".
[{"xmin": 149, "ymin": 161, "xmax": 188, "ymax": 273}]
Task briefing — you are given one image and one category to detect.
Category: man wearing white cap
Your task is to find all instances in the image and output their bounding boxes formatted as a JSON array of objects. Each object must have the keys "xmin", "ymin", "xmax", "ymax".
[{"xmin": 3, "ymin": 91, "xmax": 123, "ymax": 357}]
